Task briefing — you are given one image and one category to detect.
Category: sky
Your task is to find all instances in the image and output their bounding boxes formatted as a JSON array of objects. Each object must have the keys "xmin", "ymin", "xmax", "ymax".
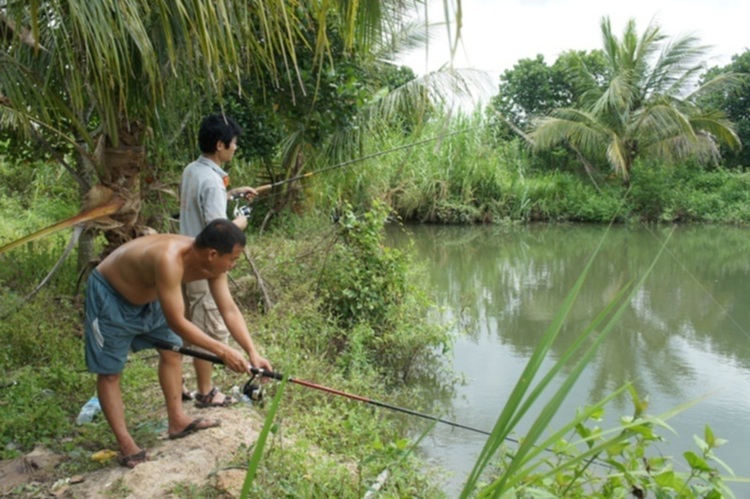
[{"xmin": 396, "ymin": 0, "xmax": 748, "ymax": 103}]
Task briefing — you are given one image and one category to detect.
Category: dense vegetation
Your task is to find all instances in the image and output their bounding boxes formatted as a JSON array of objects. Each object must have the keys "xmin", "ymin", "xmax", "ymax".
[{"xmin": 2, "ymin": 4, "xmax": 749, "ymax": 497}]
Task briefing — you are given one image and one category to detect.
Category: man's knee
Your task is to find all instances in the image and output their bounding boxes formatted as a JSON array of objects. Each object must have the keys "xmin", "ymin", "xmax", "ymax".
[
  {"xmin": 97, "ymin": 372, "xmax": 122, "ymax": 385},
  {"xmin": 158, "ymin": 349, "xmax": 182, "ymax": 366}
]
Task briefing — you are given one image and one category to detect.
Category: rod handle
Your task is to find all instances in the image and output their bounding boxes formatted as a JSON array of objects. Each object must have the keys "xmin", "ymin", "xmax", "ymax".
[{"xmin": 152, "ymin": 340, "xmax": 283, "ymax": 380}]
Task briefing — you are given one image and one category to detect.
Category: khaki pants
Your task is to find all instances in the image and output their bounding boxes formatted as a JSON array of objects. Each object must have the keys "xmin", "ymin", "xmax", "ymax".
[{"xmin": 183, "ymin": 279, "xmax": 229, "ymax": 353}]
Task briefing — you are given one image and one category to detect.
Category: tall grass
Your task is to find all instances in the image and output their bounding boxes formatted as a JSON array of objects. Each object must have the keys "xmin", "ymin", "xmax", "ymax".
[
  {"xmin": 304, "ymin": 110, "xmax": 750, "ymax": 226},
  {"xmin": 305, "ymin": 112, "xmax": 622, "ymax": 224}
]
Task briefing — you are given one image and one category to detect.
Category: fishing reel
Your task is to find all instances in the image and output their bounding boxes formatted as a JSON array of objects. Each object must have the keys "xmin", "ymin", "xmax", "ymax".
[
  {"xmin": 230, "ymin": 194, "xmax": 253, "ymax": 218},
  {"xmin": 242, "ymin": 375, "xmax": 264, "ymax": 402}
]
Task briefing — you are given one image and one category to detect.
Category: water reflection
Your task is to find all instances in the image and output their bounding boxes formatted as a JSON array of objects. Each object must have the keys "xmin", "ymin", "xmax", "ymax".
[{"xmin": 387, "ymin": 223, "xmax": 750, "ymax": 494}]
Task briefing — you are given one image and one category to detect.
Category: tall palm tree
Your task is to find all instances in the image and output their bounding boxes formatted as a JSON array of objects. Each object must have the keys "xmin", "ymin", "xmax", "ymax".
[
  {"xmin": 529, "ymin": 16, "xmax": 741, "ymax": 184},
  {"xmin": 0, "ymin": 0, "xmax": 419, "ymax": 260}
]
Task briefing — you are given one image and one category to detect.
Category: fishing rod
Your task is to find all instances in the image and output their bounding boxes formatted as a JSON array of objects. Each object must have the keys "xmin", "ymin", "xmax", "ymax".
[
  {"xmin": 214, "ymin": 128, "xmax": 474, "ymax": 221},
  {"xmin": 248, "ymin": 128, "xmax": 472, "ymax": 197},
  {"xmin": 153, "ymin": 340, "xmax": 616, "ymax": 470},
  {"xmin": 152, "ymin": 339, "xmax": 490, "ymax": 437},
  {"xmin": 229, "ymin": 128, "xmax": 473, "ymax": 219}
]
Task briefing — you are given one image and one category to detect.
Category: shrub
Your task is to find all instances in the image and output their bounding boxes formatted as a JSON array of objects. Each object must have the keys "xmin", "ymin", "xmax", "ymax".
[{"xmin": 315, "ymin": 201, "xmax": 450, "ymax": 380}]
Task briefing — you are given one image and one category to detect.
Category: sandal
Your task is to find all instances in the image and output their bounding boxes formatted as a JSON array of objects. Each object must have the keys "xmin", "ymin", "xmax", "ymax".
[
  {"xmin": 181, "ymin": 376, "xmax": 193, "ymax": 401},
  {"xmin": 118, "ymin": 449, "xmax": 149, "ymax": 469},
  {"xmin": 193, "ymin": 387, "xmax": 237, "ymax": 408}
]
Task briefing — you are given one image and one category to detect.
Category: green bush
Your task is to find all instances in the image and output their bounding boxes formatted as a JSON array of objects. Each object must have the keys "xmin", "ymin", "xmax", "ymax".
[
  {"xmin": 315, "ymin": 201, "xmax": 450, "ymax": 381},
  {"xmin": 626, "ymin": 162, "xmax": 679, "ymax": 222},
  {"xmin": 317, "ymin": 201, "xmax": 408, "ymax": 330}
]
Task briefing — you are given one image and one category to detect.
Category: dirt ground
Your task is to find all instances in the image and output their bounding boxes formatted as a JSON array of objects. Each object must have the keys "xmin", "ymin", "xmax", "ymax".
[{"xmin": 0, "ymin": 404, "xmax": 262, "ymax": 498}]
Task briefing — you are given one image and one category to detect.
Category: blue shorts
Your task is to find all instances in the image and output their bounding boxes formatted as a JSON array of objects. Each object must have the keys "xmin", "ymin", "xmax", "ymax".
[{"xmin": 84, "ymin": 269, "xmax": 182, "ymax": 374}]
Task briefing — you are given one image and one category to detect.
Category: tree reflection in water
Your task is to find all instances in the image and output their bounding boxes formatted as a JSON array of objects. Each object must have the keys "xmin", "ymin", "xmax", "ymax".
[{"xmin": 388, "ymin": 223, "xmax": 750, "ymax": 410}]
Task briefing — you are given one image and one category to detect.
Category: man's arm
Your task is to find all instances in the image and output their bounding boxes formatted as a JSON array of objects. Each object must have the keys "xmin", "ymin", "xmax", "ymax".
[
  {"xmin": 154, "ymin": 259, "xmax": 251, "ymax": 373},
  {"xmin": 208, "ymin": 273, "xmax": 272, "ymax": 372}
]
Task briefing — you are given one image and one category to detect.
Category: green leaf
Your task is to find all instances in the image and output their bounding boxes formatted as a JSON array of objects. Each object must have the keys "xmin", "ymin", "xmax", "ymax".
[
  {"xmin": 653, "ymin": 470, "xmax": 676, "ymax": 488},
  {"xmin": 684, "ymin": 450, "xmax": 713, "ymax": 472},
  {"xmin": 693, "ymin": 434, "xmax": 708, "ymax": 452},
  {"xmin": 704, "ymin": 424, "xmax": 716, "ymax": 448}
]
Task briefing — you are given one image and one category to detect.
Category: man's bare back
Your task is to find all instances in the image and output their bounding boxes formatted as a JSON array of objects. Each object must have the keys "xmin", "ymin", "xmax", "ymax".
[{"xmin": 97, "ymin": 234, "xmax": 215, "ymax": 306}]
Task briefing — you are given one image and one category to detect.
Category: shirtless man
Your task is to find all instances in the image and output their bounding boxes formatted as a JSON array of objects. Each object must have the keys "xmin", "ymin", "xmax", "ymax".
[{"xmin": 84, "ymin": 218, "xmax": 271, "ymax": 468}]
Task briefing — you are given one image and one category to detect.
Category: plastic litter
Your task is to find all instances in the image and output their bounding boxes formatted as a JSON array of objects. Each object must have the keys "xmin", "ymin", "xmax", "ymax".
[
  {"xmin": 230, "ymin": 385, "xmax": 253, "ymax": 405},
  {"xmin": 75, "ymin": 395, "xmax": 101, "ymax": 424}
]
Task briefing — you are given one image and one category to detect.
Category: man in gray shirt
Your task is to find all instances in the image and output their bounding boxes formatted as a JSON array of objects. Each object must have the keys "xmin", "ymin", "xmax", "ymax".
[{"xmin": 180, "ymin": 114, "xmax": 257, "ymax": 407}]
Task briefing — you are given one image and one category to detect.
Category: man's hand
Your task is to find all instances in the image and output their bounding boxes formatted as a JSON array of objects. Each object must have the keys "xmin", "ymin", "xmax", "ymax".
[
  {"xmin": 250, "ymin": 353, "xmax": 272, "ymax": 372},
  {"xmin": 220, "ymin": 347, "xmax": 253, "ymax": 374},
  {"xmin": 228, "ymin": 186, "xmax": 258, "ymax": 201},
  {"xmin": 249, "ymin": 353, "xmax": 273, "ymax": 382},
  {"xmin": 232, "ymin": 215, "xmax": 248, "ymax": 231}
]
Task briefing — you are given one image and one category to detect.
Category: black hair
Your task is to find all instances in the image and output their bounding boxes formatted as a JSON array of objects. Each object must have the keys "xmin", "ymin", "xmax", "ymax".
[
  {"xmin": 198, "ymin": 114, "xmax": 242, "ymax": 153},
  {"xmin": 194, "ymin": 219, "xmax": 246, "ymax": 254}
]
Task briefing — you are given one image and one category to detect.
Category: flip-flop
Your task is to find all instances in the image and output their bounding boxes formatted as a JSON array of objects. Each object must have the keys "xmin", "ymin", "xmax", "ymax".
[
  {"xmin": 118, "ymin": 449, "xmax": 149, "ymax": 468},
  {"xmin": 168, "ymin": 417, "xmax": 221, "ymax": 440}
]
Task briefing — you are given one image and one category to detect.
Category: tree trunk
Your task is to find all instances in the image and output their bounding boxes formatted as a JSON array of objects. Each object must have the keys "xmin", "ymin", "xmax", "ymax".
[
  {"xmin": 75, "ymin": 140, "xmax": 98, "ymax": 273},
  {"xmin": 89, "ymin": 121, "xmax": 154, "ymax": 258},
  {"xmin": 70, "ymin": 120, "xmax": 155, "ymax": 267}
]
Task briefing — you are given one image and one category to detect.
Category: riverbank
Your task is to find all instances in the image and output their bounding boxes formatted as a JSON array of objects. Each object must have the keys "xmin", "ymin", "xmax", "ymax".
[{"xmin": 1, "ymin": 403, "xmax": 263, "ymax": 497}]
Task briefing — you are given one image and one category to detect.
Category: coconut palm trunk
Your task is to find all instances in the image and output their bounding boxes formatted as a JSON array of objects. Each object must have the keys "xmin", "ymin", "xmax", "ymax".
[{"xmin": 91, "ymin": 123, "xmax": 151, "ymax": 254}]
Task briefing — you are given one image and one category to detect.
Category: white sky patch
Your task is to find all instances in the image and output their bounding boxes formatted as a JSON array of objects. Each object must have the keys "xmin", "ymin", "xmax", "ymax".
[{"xmin": 397, "ymin": 0, "xmax": 749, "ymax": 81}]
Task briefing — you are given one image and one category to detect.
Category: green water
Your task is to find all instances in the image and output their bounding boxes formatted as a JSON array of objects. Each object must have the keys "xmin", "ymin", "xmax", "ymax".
[{"xmin": 388, "ymin": 223, "xmax": 750, "ymax": 496}]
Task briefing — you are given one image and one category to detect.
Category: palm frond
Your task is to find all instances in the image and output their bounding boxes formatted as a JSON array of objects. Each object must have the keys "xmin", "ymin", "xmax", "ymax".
[
  {"xmin": 531, "ymin": 15, "xmax": 737, "ymax": 181},
  {"xmin": 606, "ymin": 137, "xmax": 630, "ymax": 177},
  {"xmin": 687, "ymin": 71, "xmax": 746, "ymax": 101},
  {"xmin": 532, "ymin": 108, "xmax": 606, "ymax": 149},
  {"xmin": 690, "ymin": 113, "xmax": 741, "ymax": 149}
]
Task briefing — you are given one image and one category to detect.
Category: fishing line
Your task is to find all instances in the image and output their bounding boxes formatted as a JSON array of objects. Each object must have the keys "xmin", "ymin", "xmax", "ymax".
[{"xmin": 642, "ymin": 225, "xmax": 750, "ymax": 341}]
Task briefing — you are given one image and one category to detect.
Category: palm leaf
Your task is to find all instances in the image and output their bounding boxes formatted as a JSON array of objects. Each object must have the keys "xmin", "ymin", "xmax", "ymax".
[{"xmin": 0, "ymin": 199, "xmax": 124, "ymax": 255}]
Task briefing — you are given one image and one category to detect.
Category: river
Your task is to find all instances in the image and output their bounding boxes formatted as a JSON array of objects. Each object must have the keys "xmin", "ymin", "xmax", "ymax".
[{"xmin": 387, "ymin": 223, "xmax": 750, "ymax": 496}]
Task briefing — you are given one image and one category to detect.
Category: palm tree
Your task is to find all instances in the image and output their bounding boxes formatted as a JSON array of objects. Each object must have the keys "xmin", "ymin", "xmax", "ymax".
[
  {"xmin": 1, "ymin": 0, "xmax": 474, "ymax": 267},
  {"xmin": 529, "ymin": 16, "xmax": 741, "ymax": 184},
  {"xmin": 0, "ymin": 0, "xmax": 423, "ymax": 263}
]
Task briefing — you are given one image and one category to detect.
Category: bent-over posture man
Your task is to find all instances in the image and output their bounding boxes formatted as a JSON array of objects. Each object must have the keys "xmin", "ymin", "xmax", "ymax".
[{"xmin": 84, "ymin": 219, "xmax": 272, "ymax": 468}]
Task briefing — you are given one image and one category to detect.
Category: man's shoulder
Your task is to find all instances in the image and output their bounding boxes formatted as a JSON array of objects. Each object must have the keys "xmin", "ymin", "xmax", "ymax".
[
  {"xmin": 183, "ymin": 159, "xmax": 225, "ymax": 182},
  {"xmin": 136, "ymin": 233, "xmax": 190, "ymax": 251}
]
